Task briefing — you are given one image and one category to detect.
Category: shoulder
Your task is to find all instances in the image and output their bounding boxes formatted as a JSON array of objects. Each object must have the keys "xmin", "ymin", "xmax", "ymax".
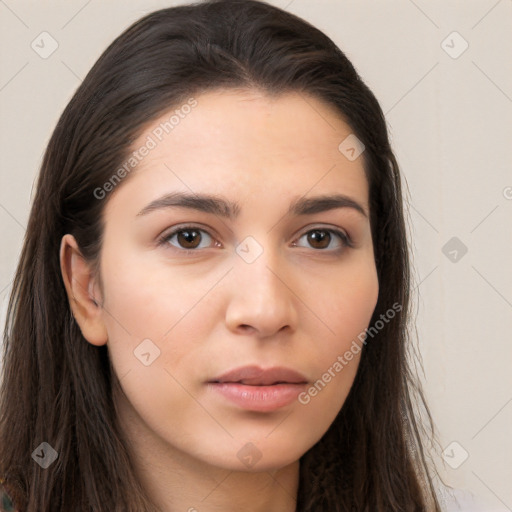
[
  {"xmin": 440, "ymin": 486, "xmax": 509, "ymax": 512},
  {"xmin": 0, "ymin": 479, "xmax": 18, "ymax": 512}
]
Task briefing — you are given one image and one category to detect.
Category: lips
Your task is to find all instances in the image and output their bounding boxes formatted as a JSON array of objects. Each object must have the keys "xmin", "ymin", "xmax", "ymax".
[
  {"xmin": 208, "ymin": 365, "xmax": 308, "ymax": 386},
  {"xmin": 207, "ymin": 365, "xmax": 309, "ymax": 412}
]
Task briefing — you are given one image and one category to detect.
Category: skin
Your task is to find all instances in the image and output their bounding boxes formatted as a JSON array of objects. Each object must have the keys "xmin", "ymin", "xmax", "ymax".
[{"xmin": 60, "ymin": 88, "xmax": 379, "ymax": 512}]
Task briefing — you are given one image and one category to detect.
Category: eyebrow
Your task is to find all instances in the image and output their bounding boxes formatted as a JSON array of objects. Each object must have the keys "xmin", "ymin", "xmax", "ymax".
[{"xmin": 136, "ymin": 191, "xmax": 368, "ymax": 219}]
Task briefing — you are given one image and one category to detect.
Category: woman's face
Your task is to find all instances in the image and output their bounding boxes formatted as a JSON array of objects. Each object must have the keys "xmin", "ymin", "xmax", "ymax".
[{"xmin": 93, "ymin": 88, "xmax": 378, "ymax": 471}]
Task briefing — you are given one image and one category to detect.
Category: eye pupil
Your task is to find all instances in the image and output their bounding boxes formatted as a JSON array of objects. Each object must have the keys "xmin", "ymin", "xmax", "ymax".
[
  {"xmin": 177, "ymin": 229, "xmax": 201, "ymax": 249},
  {"xmin": 308, "ymin": 230, "xmax": 330, "ymax": 249}
]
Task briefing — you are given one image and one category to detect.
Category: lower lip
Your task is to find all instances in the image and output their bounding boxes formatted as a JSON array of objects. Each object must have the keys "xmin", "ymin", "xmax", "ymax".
[{"xmin": 208, "ymin": 382, "xmax": 307, "ymax": 412}]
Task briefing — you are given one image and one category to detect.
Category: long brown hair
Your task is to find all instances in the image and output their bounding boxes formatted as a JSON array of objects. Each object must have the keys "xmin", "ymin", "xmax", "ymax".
[{"xmin": 0, "ymin": 0, "xmax": 442, "ymax": 510}]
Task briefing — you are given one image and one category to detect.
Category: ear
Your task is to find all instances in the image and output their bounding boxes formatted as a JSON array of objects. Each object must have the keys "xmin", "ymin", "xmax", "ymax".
[{"xmin": 59, "ymin": 234, "xmax": 108, "ymax": 346}]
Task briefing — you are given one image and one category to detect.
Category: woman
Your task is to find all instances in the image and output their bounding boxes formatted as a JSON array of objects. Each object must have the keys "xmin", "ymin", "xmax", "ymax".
[{"xmin": 0, "ymin": 0, "xmax": 444, "ymax": 510}]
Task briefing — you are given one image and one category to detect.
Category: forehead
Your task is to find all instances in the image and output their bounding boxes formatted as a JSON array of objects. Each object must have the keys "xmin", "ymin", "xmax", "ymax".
[{"xmin": 106, "ymin": 88, "xmax": 369, "ymax": 214}]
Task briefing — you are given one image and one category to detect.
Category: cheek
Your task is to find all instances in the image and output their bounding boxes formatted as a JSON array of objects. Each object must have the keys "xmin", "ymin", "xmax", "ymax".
[
  {"xmin": 330, "ymin": 271, "xmax": 379, "ymax": 342},
  {"xmin": 100, "ymin": 250, "xmax": 212, "ymax": 343},
  {"xmin": 298, "ymin": 259, "xmax": 378, "ymax": 419},
  {"xmin": 100, "ymin": 265, "xmax": 217, "ymax": 447},
  {"xmin": 98, "ymin": 253, "xmax": 221, "ymax": 403},
  {"xmin": 311, "ymin": 255, "xmax": 379, "ymax": 351}
]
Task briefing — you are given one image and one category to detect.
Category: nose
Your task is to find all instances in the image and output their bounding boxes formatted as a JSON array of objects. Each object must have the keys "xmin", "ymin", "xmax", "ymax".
[{"xmin": 224, "ymin": 245, "xmax": 298, "ymax": 338}]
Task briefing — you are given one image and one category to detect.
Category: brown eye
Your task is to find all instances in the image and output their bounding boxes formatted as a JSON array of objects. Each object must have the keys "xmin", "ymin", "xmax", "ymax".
[
  {"xmin": 307, "ymin": 230, "xmax": 331, "ymax": 249},
  {"xmin": 161, "ymin": 226, "xmax": 215, "ymax": 251},
  {"xmin": 294, "ymin": 228, "xmax": 350, "ymax": 251},
  {"xmin": 176, "ymin": 229, "xmax": 202, "ymax": 249}
]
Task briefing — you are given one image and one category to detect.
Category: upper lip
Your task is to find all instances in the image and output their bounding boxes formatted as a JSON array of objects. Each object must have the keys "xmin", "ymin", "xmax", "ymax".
[{"xmin": 209, "ymin": 365, "xmax": 308, "ymax": 386}]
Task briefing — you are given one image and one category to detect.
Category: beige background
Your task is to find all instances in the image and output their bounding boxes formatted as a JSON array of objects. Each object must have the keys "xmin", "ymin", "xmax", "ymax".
[{"xmin": 1, "ymin": 0, "xmax": 511, "ymax": 508}]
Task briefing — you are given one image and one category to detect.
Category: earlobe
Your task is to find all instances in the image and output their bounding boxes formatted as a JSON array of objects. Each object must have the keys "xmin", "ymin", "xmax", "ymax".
[{"xmin": 59, "ymin": 234, "xmax": 108, "ymax": 346}]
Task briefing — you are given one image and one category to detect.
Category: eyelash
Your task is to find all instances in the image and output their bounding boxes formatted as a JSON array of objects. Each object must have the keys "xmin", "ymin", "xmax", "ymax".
[{"xmin": 157, "ymin": 224, "xmax": 354, "ymax": 255}]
